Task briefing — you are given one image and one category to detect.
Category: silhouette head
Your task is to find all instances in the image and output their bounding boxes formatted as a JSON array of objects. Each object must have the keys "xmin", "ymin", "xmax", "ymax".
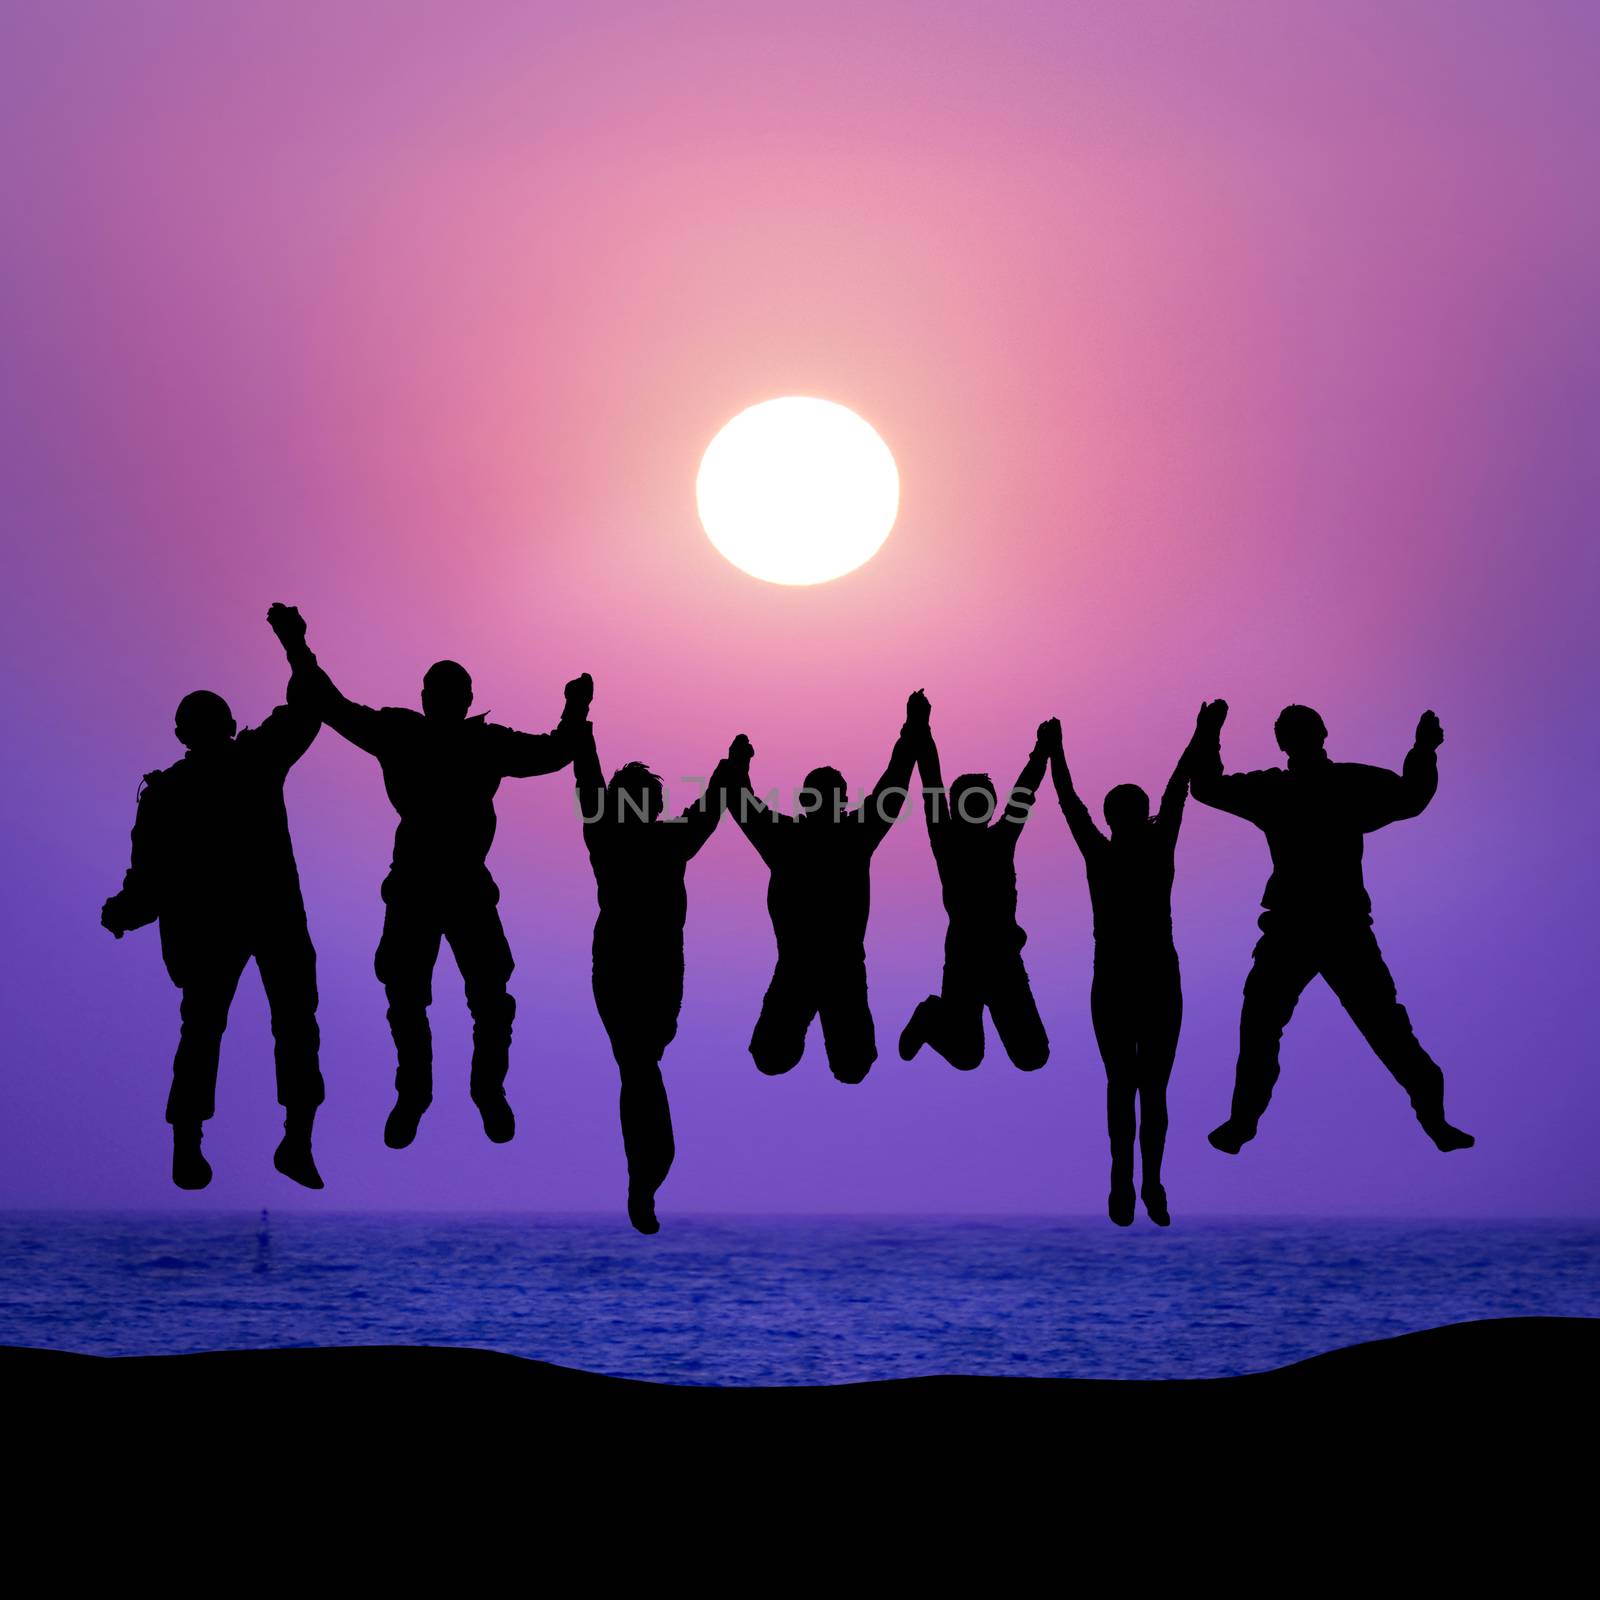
[
  {"xmin": 422, "ymin": 661, "xmax": 473, "ymax": 721},
  {"xmin": 798, "ymin": 766, "xmax": 849, "ymax": 821},
  {"xmin": 950, "ymin": 773, "xmax": 998, "ymax": 827},
  {"xmin": 1103, "ymin": 783, "xmax": 1150, "ymax": 838},
  {"xmin": 174, "ymin": 691, "xmax": 236, "ymax": 751},
  {"xmin": 608, "ymin": 761, "xmax": 665, "ymax": 824},
  {"xmin": 1274, "ymin": 704, "xmax": 1328, "ymax": 760}
]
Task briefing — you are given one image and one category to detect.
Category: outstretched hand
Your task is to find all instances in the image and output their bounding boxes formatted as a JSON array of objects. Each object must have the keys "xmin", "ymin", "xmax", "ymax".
[
  {"xmin": 905, "ymin": 688, "xmax": 931, "ymax": 730},
  {"xmin": 267, "ymin": 603, "xmax": 306, "ymax": 645},
  {"xmin": 564, "ymin": 673, "xmax": 594, "ymax": 713},
  {"xmin": 728, "ymin": 733, "xmax": 754, "ymax": 765},
  {"xmin": 1197, "ymin": 699, "xmax": 1229, "ymax": 735},
  {"xmin": 1415, "ymin": 709, "xmax": 1443, "ymax": 751}
]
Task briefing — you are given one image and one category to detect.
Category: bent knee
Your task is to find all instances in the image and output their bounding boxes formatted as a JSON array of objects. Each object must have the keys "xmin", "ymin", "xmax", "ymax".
[
  {"xmin": 945, "ymin": 1039, "xmax": 985, "ymax": 1072},
  {"xmin": 828, "ymin": 1050, "xmax": 876, "ymax": 1085},
  {"xmin": 1010, "ymin": 1040, "xmax": 1050, "ymax": 1073},
  {"xmin": 751, "ymin": 1039, "xmax": 804, "ymax": 1077}
]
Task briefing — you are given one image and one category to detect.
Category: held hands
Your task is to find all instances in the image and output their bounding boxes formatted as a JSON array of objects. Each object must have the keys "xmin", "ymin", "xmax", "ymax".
[
  {"xmin": 267, "ymin": 603, "xmax": 307, "ymax": 646},
  {"xmin": 1415, "ymin": 710, "xmax": 1444, "ymax": 751},
  {"xmin": 564, "ymin": 673, "xmax": 594, "ymax": 714},
  {"xmin": 905, "ymin": 689, "xmax": 931, "ymax": 731},
  {"xmin": 728, "ymin": 733, "xmax": 754, "ymax": 766},
  {"xmin": 1036, "ymin": 717, "xmax": 1063, "ymax": 758},
  {"xmin": 1196, "ymin": 699, "xmax": 1229, "ymax": 736}
]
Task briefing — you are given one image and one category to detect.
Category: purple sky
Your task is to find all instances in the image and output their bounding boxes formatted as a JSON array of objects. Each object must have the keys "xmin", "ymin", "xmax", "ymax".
[{"xmin": 3, "ymin": 1, "xmax": 1597, "ymax": 1214}]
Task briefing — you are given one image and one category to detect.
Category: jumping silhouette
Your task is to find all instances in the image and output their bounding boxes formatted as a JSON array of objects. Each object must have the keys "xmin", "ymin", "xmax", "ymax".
[
  {"xmin": 731, "ymin": 690, "xmax": 928, "ymax": 1083},
  {"xmin": 1189, "ymin": 700, "xmax": 1473, "ymax": 1155},
  {"xmin": 897, "ymin": 716, "xmax": 1050, "ymax": 1073},
  {"xmin": 100, "ymin": 616, "xmax": 325, "ymax": 1192},
  {"xmin": 573, "ymin": 711, "xmax": 752, "ymax": 1233},
  {"xmin": 269, "ymin": 604, "xmax": 589, "ymax": 1149},
  {"xmin": 1043, "ymin": 716, "xmax": 1197, "ymax": 1226}
]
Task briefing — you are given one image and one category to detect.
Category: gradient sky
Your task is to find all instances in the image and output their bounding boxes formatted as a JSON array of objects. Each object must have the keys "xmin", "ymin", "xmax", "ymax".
[{"xmin": 3, "ymin": 1, "xmax": 1596, "ymax": 1215}]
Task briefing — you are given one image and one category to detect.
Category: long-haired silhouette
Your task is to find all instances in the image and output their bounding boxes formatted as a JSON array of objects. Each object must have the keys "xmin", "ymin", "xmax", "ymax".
[
  {"xmin": 269, "ymin": 604, "xmax": 589, "ymax": 1149},
  {"xmin": 1044, "ymin": 716, "xmax": 1198, "ymax": 1226},
  {"xmin": 1189, "ymin": 700, "xmax": 1473, "ymax": 1155},
  {"xmin": 101, "ymin": 617, "xmax": 325, "ymax": 1191},
  {"xmin": 897, "ymin": 715, "xmax": 1050, "ymax": 1074},
  {"xmin": 730, "ymin": 690, "xmax": 928, "ymax": 1083},
  {"xmin": 573, "ymin": 710, "xmax": 751, "ymax": 1233}
]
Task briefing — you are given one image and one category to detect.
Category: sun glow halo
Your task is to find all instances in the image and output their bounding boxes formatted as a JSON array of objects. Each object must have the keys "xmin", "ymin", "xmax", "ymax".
[{"xmin": 696, "ymin": 397, "xmax": 899, "ymax": 585}]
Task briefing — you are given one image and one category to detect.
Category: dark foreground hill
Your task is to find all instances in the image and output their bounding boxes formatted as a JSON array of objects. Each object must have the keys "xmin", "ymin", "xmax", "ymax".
[{"xmin": 5, "ymin": 1317, "xmax": 1590, "ymax": 1576}]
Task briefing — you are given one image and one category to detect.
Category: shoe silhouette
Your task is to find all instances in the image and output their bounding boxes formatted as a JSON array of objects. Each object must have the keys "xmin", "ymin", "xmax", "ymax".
[
  {"xmin": 273, "ymin": 1127, "xmax": 324, "ymax": 1190},
  {"xmin": 1042, "ymin": 717, "xmax": 1198, "ymax": 1225},
  {"xmin": 1207, "ymin": 1118, "xmax": 1256, "ymax": 1155},
  {"xmin": 102, "ymin": 610, "xmax": 327, "ymax": 1191},
  {"xmin": 731, "ymin": 692, "xmax": 927, "ymax": 1084},
  {"xmin": 1190, "ymin": 701, "xmax": 1473, "ymax": 1152},
  {"xmin": 474, "ymin": 1091, "xmax": 515, "ymax": 1145},
  {"xmin": 896, "ymin": 714, "xmax": 1050, "ymax": 1074},
  {"xmin": 384, "ymin": 1097, "xmax": 429, "ymax": 1150},
  {"xmin": 627, "ymin": 1187, "xmax": 661, "ymax": 1236},
  {"xmin": 267, "ymin": 605, "xmax": 589, "ymax": 1145},
  {"xmin": 171, "ymin": 1126, "xmax": 213, "ymax": 1191},
  {"xmin": 1422, "ymin": 1118, "xmax": 1475, "ymax": 1152},
  {"xmin": 898, "ymin": 997, "xmax": 937, "ymax": 1062},
  {"xmin": 574, "ymin": 713, "xmax": 748, "ymax": 1232}
]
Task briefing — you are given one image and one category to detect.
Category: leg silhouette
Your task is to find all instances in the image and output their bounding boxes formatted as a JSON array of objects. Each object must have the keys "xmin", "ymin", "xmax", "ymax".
[
  {"xmin": 905, "ymin": 973, "xmax": 986, "ymax": 1071},
  {"xmin": 166, "ymin": 944, "xmax": 250, "ymax": 1190},
  {"xmin": 817, "ymin": 957, "xmax": 877, "ymax": 1085},
  {"xmin": 373, "ymin": 889, "xmax": 443, "ymax": 1148},
  {"xmin": 256, "ymin": 926, "xmax": 325, "ymax": 1189},
  {"xmin": 987, "ymin": 958, "xmax": 1050, "ymax": 1073},
  {"xmin": 1091, "ymin": 971, "xmax": 1138, "ymax": 1226},
  {"xmin": 749, "ymin": 962, "xmax": 818, "ymax": 1077},
  {"xmin": 1136, "ymin": 975, "xmax": 1181, "ymax": 1225},
  {"xmin": 594, "ymin": 955, "xmax": 685, "ymax": 1234},
  {"xmin": 1320, "ymin": 927, "xmax": 1471, "ymax": 1150},
  {"xmin": 618, "ymin": 1056, "xmax": 675, "ymax": 1235},
  {"xmin": 1211, "ymin": 921, "xmax": 1318, "ymax": 1152},
  {"xmin": 445, "ymin": 902, "xmax": 517, "ymax": 1144}
]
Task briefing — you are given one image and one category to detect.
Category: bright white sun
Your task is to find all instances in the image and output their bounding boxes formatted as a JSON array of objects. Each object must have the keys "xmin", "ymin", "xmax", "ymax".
[{"xmin": 696, "ymin": 397, "xmax": 899, "ymax": 585}]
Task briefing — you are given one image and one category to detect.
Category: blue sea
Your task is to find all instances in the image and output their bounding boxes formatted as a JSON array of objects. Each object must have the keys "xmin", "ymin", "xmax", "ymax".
[{"xmin": 0, "ymin": 1214, "xmax": 1593, "ymax": 1385}]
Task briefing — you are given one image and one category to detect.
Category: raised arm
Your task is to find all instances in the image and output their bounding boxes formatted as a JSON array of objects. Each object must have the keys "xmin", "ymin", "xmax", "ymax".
[
  {"xmin": 1041, "ymin": 719, "xmax": 1106, "ymax": 857},
  {"xmin": 571, "ymin": 714, "xmax": 605, "ymax": 828},
  {"xmin": 1184, "ymin": 698, "xmax": 1269, "ymax": 823},
  {"xmin": 861, "ymin": 689, "xmax": 930, "ymax": 850},
  {"xmin": 728, "ymin": 754, "xmax": 789, "ymax": 867},
  {"xmin": 676, "ymin": 734, "xmax": 754, "ymax": 861},
  {"xmin": 495, "ymin": 673, "xmax": 591, "ymax": 779},
  {"xmin": 918, "ymin": 722, "xmax": 949, "ymax": 835},
  {"xmin": 1154, "ymin": 727, "xmax": 1200, "ymax": 843},
  {"xmin": 1396, "ymin": 711, "xmax": 1442, "ymax": 820},
  {"xmin": 994, "ymin": 723, "xmax": 1050, "ymax": 840},
  {"xmin": 1356, "ymin": 711, "xmax": 1442, "ymax": 831},
  {"xmin": 268, "ymin": 603, "xmax": 387, "ymax": 756}
]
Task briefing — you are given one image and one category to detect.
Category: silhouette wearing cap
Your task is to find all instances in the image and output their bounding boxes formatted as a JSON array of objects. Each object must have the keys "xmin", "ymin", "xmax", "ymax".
[
  {"xmin": 268, "ymin": 604, "xmax": 588, "ymax": 1149},
  {"xmin": 1189, "ymin": 699, "xmax": 1473, "ymax": 1156},
  {"xmin": 101, "ymin": 649, "xmax": 325, "ymax": 1191}
]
